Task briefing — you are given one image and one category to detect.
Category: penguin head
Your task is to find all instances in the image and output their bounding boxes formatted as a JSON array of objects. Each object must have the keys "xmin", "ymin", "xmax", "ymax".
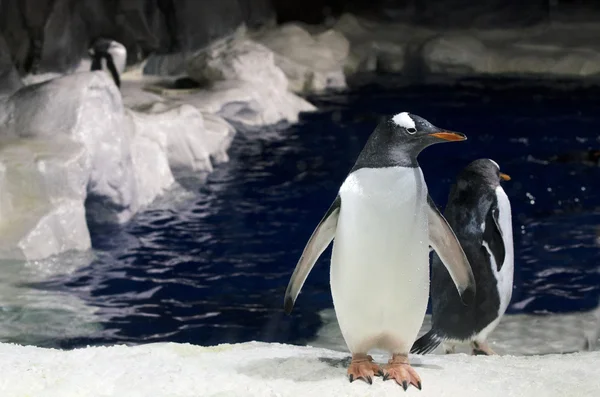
[
  {"xmin": 353, "ymin": 112, "xmax": 468, "ymax": 170},
  {"xmin": 89, "ymin": 38, "xmax": 127, "ymax": 73},
  {"xmin": 461, "ymin": 159, "xmax": 511, "ymax": 187},
  {"xmin": 89, "ymin": 38, "xmax": 127, "ymax": 88},
  {"xmin": 388, "ymin": 112, "xmax": 467, "ymax": 148}
]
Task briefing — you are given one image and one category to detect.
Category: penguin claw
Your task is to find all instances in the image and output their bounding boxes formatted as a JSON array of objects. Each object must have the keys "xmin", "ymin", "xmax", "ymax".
[
  {"xmin": 382, "ymin": 355, "xmax": 422, "ymax": 391},
  {"xmin": 347, "ymin": 354, "xmax": 380, "ymax": 385},
  {"xmin": 471, "ymin": 341, "xmax": 497, "ymax": 356}
]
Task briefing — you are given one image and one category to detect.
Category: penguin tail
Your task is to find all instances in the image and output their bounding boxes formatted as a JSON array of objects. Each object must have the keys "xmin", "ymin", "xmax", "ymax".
[{"xmin": 411, "ymin": 330, "xmax": 443, "ymax": 355}]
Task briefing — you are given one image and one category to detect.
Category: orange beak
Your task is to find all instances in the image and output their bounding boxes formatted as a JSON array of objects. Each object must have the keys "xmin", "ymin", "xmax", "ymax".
[
  {"xmin": 500, "ymin": 173, "xmax": 511, "ymax": 181},
  {"xmin": 429, "ymin": 131, "xmax": 467, "ymax": 141}
]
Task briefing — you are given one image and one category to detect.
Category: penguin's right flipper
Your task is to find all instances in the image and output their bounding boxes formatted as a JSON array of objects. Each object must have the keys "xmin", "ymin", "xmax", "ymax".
[
  {"xmin": 427, "ymin": 195, "xmax": 476, "ymax": 305},
  {"xmin": 284, "ymin": 196, "xmax": 341, "ymax": 314}
]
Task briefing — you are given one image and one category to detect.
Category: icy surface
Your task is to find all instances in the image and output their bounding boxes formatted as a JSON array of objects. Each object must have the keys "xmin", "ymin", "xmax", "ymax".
[
  {"xmin": 0, "ymin": 137, "xmax": 90, "ymax": 260},
  {"xmin": 0, "ymin": 71, "xmax": 238, "ymax": 259},
  {"xmin": 257, "ymin": 23, "xmax": 348, "ymax": 92},
  {"xmin": 0, "ymin": 341, "xmax": 598, "ymax": 396},
  {"xmin": 311, "ymin": 309, "xmax": 600, "ymax": 356},
  {"xmin": 185, "ymin": 38, "xmax": 316, "ymax": 126}
]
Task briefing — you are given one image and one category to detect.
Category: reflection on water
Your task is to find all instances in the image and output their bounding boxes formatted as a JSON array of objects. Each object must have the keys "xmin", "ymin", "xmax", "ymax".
[
  {"xmin": 1, "ymin": 77, "xmax": 600, "ymax": 350},
  {"xmin": 0, "ymin": 252, "xmax": 101, "ymax": 347}
]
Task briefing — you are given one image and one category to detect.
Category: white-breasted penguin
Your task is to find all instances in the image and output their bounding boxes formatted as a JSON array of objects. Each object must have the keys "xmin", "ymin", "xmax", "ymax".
[
  {"xmin": 284, "ymin": 112, "xmax": 476, "ymax": 390},
  {"xmin": 89, "ymin": 38, "xmax": 127, "ymax": 88},
  {"xmin": 411, "ymin": 158, "xmax": 513, "ymax": 356}
]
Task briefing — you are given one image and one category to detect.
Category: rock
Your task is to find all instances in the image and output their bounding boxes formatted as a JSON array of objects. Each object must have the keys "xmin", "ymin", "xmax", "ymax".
[
  {"xmin": 38, "ymin": 0, "xmax": 89, "ymax": 73},
  {"xmin": 0, "ymin": 137, "xmax": 91, "ymax": 260},
  {"xmin": 120, "ymin": 78, "xmax": 235, "ymax": 171},
  {"xmin": 422, "ymin": 34, "xmax": 489, "ymax": 74},
  {"xmin": 0, "ymin": 69, "xmax": 244, "ymax": 260},
  {"xmin": 184, "ymin": 38, "xmax": 315, "ymax": 126},
  {"xmin": 4, "ymin": 72, "xmax": 139, "ymax": 225},
  {"xmin": 126, "ymin": 110, "xmax": 175, "ymax": 208},
  {"xmin": 201, "ymin": 112, "xmax": 235, "ymax": 165},
  {"xmin": 333, "ymin": 13, "xmax": 415, "ymax": 75},
  {"xmin": 422, "ymin": 29, "xmax": 600, "ymax": 77},
  {"xmin": 129, "ymin": 103, "xmax": 234, "ymax": 177},
  {"xmin": 415, "ymin": 0, "xmax": 548, "ymax": 29},
  {"xmin": 2, "ymin": 0, "xmax": 275, "ymax": 76},
  {"xmin": 257, "ymin": 23, "xmax": 348, "ymax": 92},
  {"xmin": 0, "ymin": 34, "xmax": 23, "ymax": 96},
  {"xmin": 120, "ymin": 79, "xmax": 169, "ymax": 111}
]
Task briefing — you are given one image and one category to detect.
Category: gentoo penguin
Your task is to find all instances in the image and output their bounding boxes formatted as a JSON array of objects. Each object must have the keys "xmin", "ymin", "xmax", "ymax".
[
  {"xmin": 411, "ymin": 159, "xmax": 513, "ymax": 356},
  {"xmin": 284, "ymin": 112, "xmax": 476, "ymax": 389},
  {"xmin": 89, "ymin": 38, "xmax": 127, "ymax": 88}
]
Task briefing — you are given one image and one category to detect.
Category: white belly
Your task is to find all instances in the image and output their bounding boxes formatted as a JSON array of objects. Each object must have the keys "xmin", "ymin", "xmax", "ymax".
[
  {"xmin": 330, "ymin": 167, "xmax": 430, "ymax": 354},
  {"xmin": 494, "ymin": 185, "xmax": 514, "ymax": 318},
  {"xmin": 476, "ymin": 185, "xmax": 514, "ymax": 342}
]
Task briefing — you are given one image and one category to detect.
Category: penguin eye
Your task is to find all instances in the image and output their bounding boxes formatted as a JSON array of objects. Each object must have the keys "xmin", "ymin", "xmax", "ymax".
[{"xmin": 406, "ymin": 127, "xmax": 417, "ymax": 134}]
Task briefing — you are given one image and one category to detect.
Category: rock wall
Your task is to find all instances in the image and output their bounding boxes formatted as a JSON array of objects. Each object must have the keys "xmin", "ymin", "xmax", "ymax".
[{"xmin": 0, "ymin": 0, "xmax": 276, "ymax": 75}]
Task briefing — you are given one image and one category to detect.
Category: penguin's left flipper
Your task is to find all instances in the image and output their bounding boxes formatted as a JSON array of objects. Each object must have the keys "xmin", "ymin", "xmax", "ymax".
[
  {"xmin": 427, "ymin": 195, "xmax": 476, "ymax": 305},
  {"xmin": 284, "ymin": 196, "xmax": 341, "ymax": 314}
]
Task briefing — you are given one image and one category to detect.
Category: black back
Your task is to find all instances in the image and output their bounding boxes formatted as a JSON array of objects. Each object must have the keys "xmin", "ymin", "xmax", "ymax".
[{"xmin": 430, "ymin": 159, "xmax": 506, "ymax": 340}]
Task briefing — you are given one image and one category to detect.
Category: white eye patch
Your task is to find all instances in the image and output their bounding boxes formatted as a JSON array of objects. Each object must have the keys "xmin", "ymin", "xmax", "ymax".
[{"xmin": 392, "ymin": 112, "xmax": 416, "ymax": 131}]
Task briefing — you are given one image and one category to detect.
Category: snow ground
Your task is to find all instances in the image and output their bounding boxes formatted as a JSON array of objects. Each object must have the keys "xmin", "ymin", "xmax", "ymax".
[{"xmin": 0, "ymin": 341, "xmax": 598, "ymax": 397}]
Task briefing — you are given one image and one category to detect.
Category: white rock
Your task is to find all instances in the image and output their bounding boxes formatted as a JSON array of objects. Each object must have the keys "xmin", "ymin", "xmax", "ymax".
[
  {"xmin": 257, "ymin": 23, "xmax": 348, "ymax": 92},
  {"xmin": 128, "ymin": 103, "xmax": 234, "ymax": 177},
  {"xmin": 126, "ymin": 110, "xmax": 175, "ymax": 207},
  {"xmin": 0, "ymin": 137, "xmax": 90, "ymax": 260},
  {"xmin": 0, "ymin": 341, "xmax": 597, "ymax": 396},
  {"xmin": 423, "ymin": 34, "xmax": 490, "ymax": 74},
  {"xmin": 185, "ymin": 39, "xmax": 315, "ymax": 126},
  {"xmin": 200, "ymin": 111, "xmax": 235, "ymax": 165},
  {"xmin": 333, "ymin": 14, "xmax": 421, "ymax": 75},
  {"xmin": 21, "ymin": 72, "xmax": 63, "ymax": 86},
  {"xmin": 121, "ymin": 79, "xmax": 169, "ymax": 111},
  {"xmin": 0, "ymin": 71, "xmax": 239, "ymax": 260}
]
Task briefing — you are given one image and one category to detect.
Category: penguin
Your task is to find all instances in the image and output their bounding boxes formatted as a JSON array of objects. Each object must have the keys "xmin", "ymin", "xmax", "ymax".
[
  {"xmin": 411, "ymin": 158, "xmax": 513, "ymax": 356},
  {"xmin": 88, "ymin": 38, "xmax": 127, "ymax": 88},
  {"xmin": 284, "ymin": 112, "xmax": 476, "ymax": 389}
]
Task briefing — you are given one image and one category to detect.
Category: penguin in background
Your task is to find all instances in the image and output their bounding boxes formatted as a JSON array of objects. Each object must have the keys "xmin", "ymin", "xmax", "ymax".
[
  {"xmin": 411, "ymin": 158, "xmax": 513, "ymax": 356},
  {"xmin": 285, "ymin": 112, "xmax": 476, "ymax": 389},
  {"xmin": 88, "ymin": 38, "xmax": 127, "ymax": 88}
]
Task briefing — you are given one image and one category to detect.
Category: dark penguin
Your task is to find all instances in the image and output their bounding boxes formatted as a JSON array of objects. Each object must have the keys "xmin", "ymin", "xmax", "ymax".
[
  {"xmin": 89, "ymin": 38, "xmax": 127, "ymax": 88},
  {"xmin": 411, "ymin": 158, "xmax": 513, "ymax": 356}
]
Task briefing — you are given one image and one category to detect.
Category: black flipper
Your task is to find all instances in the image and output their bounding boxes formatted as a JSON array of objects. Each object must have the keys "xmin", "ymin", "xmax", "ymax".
[
  {"xmin": 482, "ymin": 205, "xmax": 505, "ymax": 271},
  {"xmin": 411, "ymin": 330, "xmax": 443, "ymax": 355}
]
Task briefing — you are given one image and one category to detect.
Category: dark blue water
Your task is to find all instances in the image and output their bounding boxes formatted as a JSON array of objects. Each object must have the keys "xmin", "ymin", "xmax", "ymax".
[{"xmin": 39, "ymin": 77, "xmax": 600, "ymax": 348}]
